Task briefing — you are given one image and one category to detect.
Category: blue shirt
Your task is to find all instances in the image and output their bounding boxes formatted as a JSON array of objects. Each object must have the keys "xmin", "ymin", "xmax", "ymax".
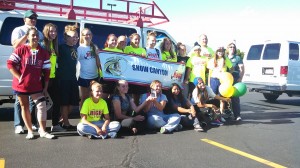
[{"xmin": 139, "ymin": 93, "xmax": 168, "ymax": 116}]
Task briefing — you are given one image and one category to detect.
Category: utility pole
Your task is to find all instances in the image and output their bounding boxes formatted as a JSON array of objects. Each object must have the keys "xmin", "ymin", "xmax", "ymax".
[{"xmin": 107, "ymin": 3, "xmax": 116, "ymax": 21}]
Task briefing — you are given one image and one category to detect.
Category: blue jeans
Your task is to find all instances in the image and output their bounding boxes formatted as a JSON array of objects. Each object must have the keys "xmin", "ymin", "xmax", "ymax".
[
  {"xmin": 14, "ymin": 96, "xmax": 37, "ymax": 127},
  {"xmin": 147, "ymin": 112, "xmax": 181, "ymax": 132},
  {"xmin": 231, "ymin": 97, "xmax": 241, "ymax": 118},
  {"xmin": 77, "ymin": 120, "xmax": 121, "ymax": 137}
]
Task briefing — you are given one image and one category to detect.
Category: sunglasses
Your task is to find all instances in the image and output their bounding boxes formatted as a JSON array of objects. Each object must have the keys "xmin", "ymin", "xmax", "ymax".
[
  {"xmin": 28, "ymin": 16, "xmax": 37, "ymax": 20},
  {"xmin": 229, "ymin": 46, "xmax": 235, "ymax": 48}
]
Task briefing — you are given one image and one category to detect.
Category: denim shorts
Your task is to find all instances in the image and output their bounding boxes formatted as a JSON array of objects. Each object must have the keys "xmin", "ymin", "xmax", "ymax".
[{"xmin": 210, "ymin": 77, "xmax": 220, "ymax": 95}]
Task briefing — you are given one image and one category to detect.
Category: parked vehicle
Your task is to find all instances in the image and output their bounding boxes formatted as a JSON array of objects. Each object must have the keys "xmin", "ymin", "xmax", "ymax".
[
  {"xmin": 0, "ymin": 0, "xmax": 177, "ymax": 105},
  {"xmin": 243, "ymin": 40, "xmax": 300, "ymax": 101}
]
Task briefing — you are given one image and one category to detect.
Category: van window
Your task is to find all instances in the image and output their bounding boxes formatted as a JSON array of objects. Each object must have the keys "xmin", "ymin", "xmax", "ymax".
[
  {"xmin": 262, "ymin": 43, "xmax": 280, "ymax": 60},
  {"xmin": 147, "ymin": 30, "xmax": 176, "ymax": 51},
  {"xmin": 289, "ymin": 43, "xmax": 299, "ymax": 60},
  {"xmin": 0, "ymin": 17, "xmax": 79, "ymax": 45},
  {"xmin": 247, "ymin": 44, "xmax": 263, "ymax": 60},
  {"xmin": 84, "ymin": 23, "xmax": 136, "ymax": 49}
]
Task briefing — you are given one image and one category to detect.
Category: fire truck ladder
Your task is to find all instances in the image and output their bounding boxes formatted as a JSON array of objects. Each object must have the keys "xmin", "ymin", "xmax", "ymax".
[{"xmin": 0, "ymin": 0, "xmax": 169, "ymax": 27}]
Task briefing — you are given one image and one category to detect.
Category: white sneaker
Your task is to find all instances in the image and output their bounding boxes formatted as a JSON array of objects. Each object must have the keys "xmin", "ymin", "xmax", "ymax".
[
  {"xmin": 39, "ymin": 131, "xmax": 55, "ymax": 139},
  {"xmin": 26, "ymin": 132, "xmax": 34, "ymax": 140},
  {"xmin": 51, "ymin": 125, "xmax": 67, "ymax": 132},
  {"xmin": 108, "ymin": 132, "xmax": 117, "ymax": 139},
  {"xmin": 236, "ymin": 116, "xmax": 242, "ymax": 121},
  {"xmin": 15, "ymin": 126, "xmax": 24, "ymax": 134},
  {"xmin": 32, "ymin": 125, "xmax": 39, "ymax": 131}
]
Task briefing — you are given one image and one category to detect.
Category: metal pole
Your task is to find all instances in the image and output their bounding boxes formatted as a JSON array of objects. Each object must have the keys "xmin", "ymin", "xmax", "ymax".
[{"xmin": 107, "ymin": 3, "xmax": 116, "ymax": 21}]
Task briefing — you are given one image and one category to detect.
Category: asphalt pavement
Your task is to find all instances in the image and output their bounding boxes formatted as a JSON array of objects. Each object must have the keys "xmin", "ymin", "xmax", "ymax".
[{"xmin": 0, "ymin": 92, "xmax": 300, "ymax": 168}]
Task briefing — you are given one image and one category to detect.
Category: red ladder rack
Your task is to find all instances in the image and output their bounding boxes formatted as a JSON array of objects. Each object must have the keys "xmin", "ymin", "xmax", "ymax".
[{"xmin": 0, "ymin": 0, "xmax": 169, "ymax": 27}]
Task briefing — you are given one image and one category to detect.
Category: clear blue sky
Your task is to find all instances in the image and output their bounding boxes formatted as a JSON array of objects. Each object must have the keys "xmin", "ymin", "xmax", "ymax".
[{"xmin": 44, "ymin": 0, "xmax": 300, "ymax": 52}]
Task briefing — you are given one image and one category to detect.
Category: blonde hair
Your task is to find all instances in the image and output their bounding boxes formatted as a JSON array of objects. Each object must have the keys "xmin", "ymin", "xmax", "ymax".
[
  {"xmin": 80, "ymin": 28, "xmax": 97, "ymax": 57},
  {"xmin": 150, "ymin": 80, "xmax": 162, "ymax": 93},
  {"xmin": 90, "ymin": 80, "xmax": 102, "ymax": 96},
  {"xmin": 114, "ymin": 79, "xmax": 128, "ymax": 95},
  {"xmin": 147, "ymin": 31, "xmax": 157, "ymax": 40}
]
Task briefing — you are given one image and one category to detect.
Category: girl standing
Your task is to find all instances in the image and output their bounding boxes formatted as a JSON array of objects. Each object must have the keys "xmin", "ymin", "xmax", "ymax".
[
  {"xmin": 124, "ymin": 33, "xmax": 146, "ymax": 57},
  {"xmin": 103, "ymin": 34, "xmax": 123, "ymax": 53},
  {"xmin": 41, "ymin": 23, "xmax": 65, "ymax": 132},
  {"xmin": 207, "ymin": 47, "xmax": 232, "ymax": 115},
  {"xmin": 56, "ymin": 24, "xmax": 79, "ymax": 130},
  {"xmin": 77, "ymin": 28, "xmax": 100, "ymax": 110},
  {"xmin": 160, "ymin": 37, "xmax": 177, "ymax": 62},
  {"xmin": 77, "ymin": 81, "xmax": 121, "ymax": 139},
  {"xmin": 7, "ymin": 27, "xmax": 54, "ymax": 139}
]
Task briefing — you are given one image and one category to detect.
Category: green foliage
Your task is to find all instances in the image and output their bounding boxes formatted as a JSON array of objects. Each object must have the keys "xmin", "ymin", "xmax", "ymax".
[{"xmin": 236, "ymin": 49, "xmax": 245, "ymax": 59}]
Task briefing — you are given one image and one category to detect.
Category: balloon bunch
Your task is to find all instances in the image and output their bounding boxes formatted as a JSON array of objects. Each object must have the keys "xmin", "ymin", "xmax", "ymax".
[{"xmin": 218, "ymin": 72, "xmax": 247, "ymax": 98}]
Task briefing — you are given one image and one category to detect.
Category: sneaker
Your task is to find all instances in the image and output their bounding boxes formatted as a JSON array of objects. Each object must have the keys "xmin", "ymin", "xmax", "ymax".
[
  {"xmin": 51, "ymin": 125, "xmax": 67, "ymax": 132},
  {"xmin": 174, "ymin": 124, "xmax": 183, "ymax": 131},
  {"xmin": 160, "ymin": 127, "xmax": 168, "ymax": 134},
  {"xmin": 220, "ymin": 116, "xmax": 226, "ymax": 123},
  {"xmin": 236, "ymin": 116, "xmax": 242, "ymax": 121},
  {"xmin": 108, "ymin": 132, "xmax": 117, "ymax": 139},
  {"xmin": 26, "ymin": 132, "xmax": 34, "ymax": 140},
  {"xmin": 194, "ymin": 124, "xmax": 204, "ymax": 132},
  {"xmin": 15, "ymin": 126, "xmax": 24, "ymax": 134},
  {"xmin": 210, "ymin": 119, "xmax": 224, "ymax": 126},
  {"xmin": 39, "ymin": 131, "xmax": 55, "ymax": 139},
  {"xmin": 32, "ymin": 125, "xmax": 39, "ymax": 131},
  {"xmin": 87, "ymin": 135, "xmax": 95, "ymax": 139}
]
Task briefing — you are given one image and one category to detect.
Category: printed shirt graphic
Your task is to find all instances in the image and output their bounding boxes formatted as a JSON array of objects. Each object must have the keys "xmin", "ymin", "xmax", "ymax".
[
  {"xmin": 124, "ymin": 45, "xmax": 146, "ymax": 57},
  {"xmin": 7, "ymin": 44, "xmax": 50, "ymax": 93},
  {"xmin": 80, "ymin": 98, "xmax": 109, "ymax": 122},
  {"xmin": 77, "ymin": 45, "xmax": 98, "ymax": 79},
  {"xmin": 146, "ymin": 48, "xmax": 160, "ymax": 60},
  {"xmin": 186, "ymin": 55, "xmax": 208, "ymax": 84}
]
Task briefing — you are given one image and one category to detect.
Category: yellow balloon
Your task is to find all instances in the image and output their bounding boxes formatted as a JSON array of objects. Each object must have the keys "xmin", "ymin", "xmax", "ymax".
[
  {"xmin": 219, "ymin": 72, "xmax": 234, "ymax": 85},
  {"xmin": 219, "ymin": 84, "xmax": 234, "ymax": 98}
]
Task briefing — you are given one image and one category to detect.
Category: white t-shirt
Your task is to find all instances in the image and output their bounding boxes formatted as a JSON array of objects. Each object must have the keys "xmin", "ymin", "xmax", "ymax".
[
  {"xmin": 191, "ymin": 86, "xmax": 216, "ymax": 104},
  {"xmin": 146, "ymin": 47, "xmax": 161, "ymax": 60},
  {"xmin": 77, "ymin": 44, "xmax": 98, "ymax": 79},
  {"xmin": 11, "ymin": 25, "xmax": 44, "ymax": 44}
]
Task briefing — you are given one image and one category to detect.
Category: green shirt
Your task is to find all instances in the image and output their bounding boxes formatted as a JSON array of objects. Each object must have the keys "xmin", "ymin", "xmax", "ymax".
[
  {"xmin": 124, "ymin": 45, "xmax": 146, "ymax": 57},
  {"xmin": 80, "ymin": 97, "xmax": 109, "ymax": 122},
  {"xmin": 186, "ymin": 54, "xmax": 208, "ymax": 84},
  {"xmin": 161, "ymin": 51, "xmax": 177, "ymax": 62},
  {"xmin": 49, "ymin": 42, "xmax": 57, "ymax": 78}
]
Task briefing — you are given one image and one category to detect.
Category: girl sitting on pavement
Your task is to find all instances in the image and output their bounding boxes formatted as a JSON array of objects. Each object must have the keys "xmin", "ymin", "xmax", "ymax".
[
  {"xmin": 77, "ymin": 81, "xmax": 121, "ymax": 139},
  {"xmin": 139, "ymin": 80, "xmax": 181, "ymax": 134},
  {"xmin": 166, "ymin": 83, "xmax": 204, "ymax": 132},
  {"xmin": 191, "ymin": 77, "xmax": 231, "ymax": 126}
]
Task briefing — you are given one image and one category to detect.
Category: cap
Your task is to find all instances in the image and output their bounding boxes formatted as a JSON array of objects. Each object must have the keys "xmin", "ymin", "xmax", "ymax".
[
  {"xmin": 193, "ymin": 77, "xmax": 204, "ymax": 86},
  {"xmin": 24, "ymin": 10, "xmax": 38, "ymax": 18}
]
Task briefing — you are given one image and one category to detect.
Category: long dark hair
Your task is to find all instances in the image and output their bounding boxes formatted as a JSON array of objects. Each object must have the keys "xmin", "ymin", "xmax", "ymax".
[
  {"xmin": 168, "ymin": 83, "xmax": 184, "ymax": 104},
  {"xmin": 196, "ymin": 86, "xmax": 208, "ymax": 104},
  {"xmin": 42, "ymin": 23, "xmax": 59, "ymax": 56}
]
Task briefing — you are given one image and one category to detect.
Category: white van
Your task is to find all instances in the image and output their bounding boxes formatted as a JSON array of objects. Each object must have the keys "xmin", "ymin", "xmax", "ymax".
[
  {"xmin": 243, "ymin": 40, "xmax": 300, "ymax": 101},
  {"xmin": 0, "ymin": 1, "xmax": 177, "ymax": 105}
]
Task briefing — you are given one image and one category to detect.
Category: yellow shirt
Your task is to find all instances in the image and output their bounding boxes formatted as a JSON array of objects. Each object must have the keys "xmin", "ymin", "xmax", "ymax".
[
  {"xmin": 161, "ymin": 51, "xmax": 177, "ymax": 62},
  {"xmin": 49, "ymin": 42, "xmax": 57, "ymax": 78},
  {"xmin": 186, "ymin": 54, "xmax": 208, "ymax": 84},
  {"xmin": 124, "ymin": 45, "xmax": 146, "ymax": 57},
  {"xmin": 80, "ymin": 97, "xmax": 109, "ymax": 122}
]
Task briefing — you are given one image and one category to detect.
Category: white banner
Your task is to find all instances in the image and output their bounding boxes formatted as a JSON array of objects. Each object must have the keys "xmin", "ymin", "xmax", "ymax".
[{"xmin": 99, "ymin": 51, "xmax": 186, "ymax": 88}]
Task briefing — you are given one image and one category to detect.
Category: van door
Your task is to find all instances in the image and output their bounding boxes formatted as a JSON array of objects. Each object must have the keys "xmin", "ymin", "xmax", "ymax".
[
  {"xmin": 286, "ymin": 42, "xmax": 300, "ymax": 91},
  {"xmin": 243, "ymin": 44, "xmax": 264, "ymax": 87}
]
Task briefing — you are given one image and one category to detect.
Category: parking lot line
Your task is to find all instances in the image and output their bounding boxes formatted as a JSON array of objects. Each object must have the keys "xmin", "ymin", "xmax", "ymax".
[
  {"xmin": 201, "ymin": 139, "xmax": 287, "ymax": 168},
  {"xmin": 0, "ymin": 158, "xmax": 5, "ymax": 168}
]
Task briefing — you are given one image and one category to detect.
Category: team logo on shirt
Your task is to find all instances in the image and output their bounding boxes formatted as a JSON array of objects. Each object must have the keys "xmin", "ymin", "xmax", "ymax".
[{"xmin": 104, "ymin": 56, "xmax": 128, "ymax": 76}]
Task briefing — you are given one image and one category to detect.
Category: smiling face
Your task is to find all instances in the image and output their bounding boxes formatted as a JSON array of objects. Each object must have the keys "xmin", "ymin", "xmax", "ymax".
[
  {"xmin": 131, "ymin": 35, "xmax": 140, "ymax": 48},
  {"xmin": 28, "ymin": 28, "xmax": 39, "ymax": 45},
  {"xmin": 163, "ymin": 40, "xmax": 171, "ymax": 51},
  {"xmin": 81, "ymin": 29, "xmax": 92, "ymax": 44},
  {"xmin": 117, "ymin": 36, "xmax": 126, "ymax": 49},
  {"xmin": 117, "ymin": 80, "xmax": 129, "ymax": 94},
  {"xmin": 196, "ymin": 78, "xmax": 206, "ymax": 91},
  {"xmin": 171, "ymin": 85, "xmax": 180, "ymax": 96},
  {"xmin": 147, "ymin": 35, "xmax": 156, "ymax": 48},
  {"xmin": 48, "ymin": 26, "xmax": 57, "ymax": 41},
  {"xmin": 151, "ymin": 82, "xmax": 162, "ymax": 94},
  {"xmin": 107, "ymin": 35, "xmax": 117, "ymax": 48},
  {"xmin": 91, "ymin": 85, "xmax": 103, "ymax": 99},
  {"xmin": 24, "ymin": 15, "xmax": 37, "ymax": 27}
]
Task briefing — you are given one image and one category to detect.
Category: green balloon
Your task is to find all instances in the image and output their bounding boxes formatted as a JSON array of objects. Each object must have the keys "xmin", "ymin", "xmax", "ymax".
[{"xmin": 233, "ymin": 82, "xmax": 247, "ymax": 97}]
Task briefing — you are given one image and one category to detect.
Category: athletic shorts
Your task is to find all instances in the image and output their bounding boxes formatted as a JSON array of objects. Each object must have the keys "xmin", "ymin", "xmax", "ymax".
[
  {"xmin": 57, "ymin": 80, "xmax": 79, "ymax": 106},
  {"xmin": 14, "ymin": 90, "xmax": 42, "ymax": 95},
  {"xmin": 78, "ymin": 77, "xmax": 99, "ymax": 88}
]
